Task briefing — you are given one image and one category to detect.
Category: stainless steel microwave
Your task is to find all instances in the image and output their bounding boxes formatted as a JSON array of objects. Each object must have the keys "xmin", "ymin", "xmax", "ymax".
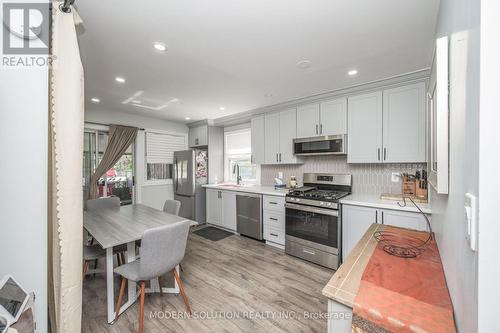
[{"xmin": 293, "ymin": 134, "xmax": 347, "ymax": 156}]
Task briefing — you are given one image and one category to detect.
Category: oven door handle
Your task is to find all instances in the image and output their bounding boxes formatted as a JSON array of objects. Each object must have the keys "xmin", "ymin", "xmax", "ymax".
[{"xmin": 285, "ymin": 203, "xmax": 339, "ymax": 217}]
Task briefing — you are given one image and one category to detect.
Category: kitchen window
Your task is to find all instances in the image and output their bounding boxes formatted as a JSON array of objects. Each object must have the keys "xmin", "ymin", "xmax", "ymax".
[
  {"xmin": 145, "ymin": 131, "xmax": 185, "ymax": 183},
  {"xmin": 224, "ymin": 128, "xmax": 259, "ymax": 183}
]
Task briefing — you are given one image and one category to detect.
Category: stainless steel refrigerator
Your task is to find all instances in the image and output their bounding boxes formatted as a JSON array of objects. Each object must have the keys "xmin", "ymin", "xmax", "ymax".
[{"xmin": 173, "ymin": 149, "xmax": 207, "ymax": 223}]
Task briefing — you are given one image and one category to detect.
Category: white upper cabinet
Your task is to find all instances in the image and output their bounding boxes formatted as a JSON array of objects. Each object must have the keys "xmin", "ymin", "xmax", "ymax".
[
  {"xmin": 320, "ymin": 98, "xmax": 347, "ymax": 136},
  {"xmin": 382, "ymin": 82, "xmax": 426, "ymax": 163},
  {"xmin": 347, "ymin": 91, "xmax": 383, "ymax": 163},
  {"xmin": 188, "ymin": 125, "xmax": 208, "ymax": 147},
  {"xmin": 347, "ymin": 82, "xmax": 426, "ymax": 163},
  {"xmin": 296, "ymin": 98, "xmax": 347, "ymax": 138},
  {"xmin": 296, "ymin": 103, "xmax": 320, "ymax": 138},
  {"xmin": 264, "ymin": 112, "xmax": 280, "ymax": 164},
  {"xmin": 251, "ymin": 115, "xmax": 266, "ymax": 164},
  {"xmin": 278, "ymin": 108, "xmax": 297, "ymax": 163},
  {"xmin": 264, "ymin": 108, "xmax": 298, "ymax": 164}
]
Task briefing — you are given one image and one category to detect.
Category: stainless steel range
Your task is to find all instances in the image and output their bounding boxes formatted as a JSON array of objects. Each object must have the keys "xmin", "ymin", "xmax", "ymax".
[{"xmin": 285, "ymin": 173, "xmax": 352, "ymax": 270}]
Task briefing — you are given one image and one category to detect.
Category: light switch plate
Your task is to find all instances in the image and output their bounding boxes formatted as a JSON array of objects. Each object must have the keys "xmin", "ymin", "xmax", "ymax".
[
  {"xmin": 464, "ymin": 193, "xmax": 478, "ymax": 251},
  {"xmin": 278, "ymin": 172, "xmax": 283, "ymax": 179}
]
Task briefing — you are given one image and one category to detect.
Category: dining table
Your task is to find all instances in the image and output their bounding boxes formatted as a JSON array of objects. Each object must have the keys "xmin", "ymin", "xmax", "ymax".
[{"xmin": 83, "ymin": 203, "xmax": 197, "ymax": 324}]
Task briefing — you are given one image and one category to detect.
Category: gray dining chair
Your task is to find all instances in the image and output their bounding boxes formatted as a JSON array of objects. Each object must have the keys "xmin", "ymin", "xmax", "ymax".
[
  {"xmin": 114, "ymin": 221, "xmax": 192, "ymax": 333},
  {"xmin": 163, "ymin": 199, "xmax": 181, "ymax": 215}
]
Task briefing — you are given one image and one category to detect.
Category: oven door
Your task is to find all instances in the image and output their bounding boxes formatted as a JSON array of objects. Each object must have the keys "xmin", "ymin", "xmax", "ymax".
[
  {"xmin": 285, "ymin": 202, "xmax": 339, "ymax": 252},
  {"xmin": 293, "ymin": 134, "xmax": 346, "ymax": 156}
]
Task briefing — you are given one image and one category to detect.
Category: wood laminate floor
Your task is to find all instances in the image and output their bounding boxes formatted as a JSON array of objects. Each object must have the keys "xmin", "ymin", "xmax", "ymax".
[{"xmin": 82, "ymin": 228, "xmax": 333, "ymax": 333}]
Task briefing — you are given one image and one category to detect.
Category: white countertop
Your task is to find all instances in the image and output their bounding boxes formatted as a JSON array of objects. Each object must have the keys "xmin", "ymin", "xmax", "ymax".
[
  {"xmin": 202, "ymin": 184, "xmax": 289, "ymax": 197},
  {"xmin": 340, "ymin": 193, "xmax": 432, "ymax": 214}
]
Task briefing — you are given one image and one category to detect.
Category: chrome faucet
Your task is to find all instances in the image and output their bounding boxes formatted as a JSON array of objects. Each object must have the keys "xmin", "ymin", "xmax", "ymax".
[{"xmin": 232, "ymin": 164, "xmax": 242, "ymax": 185}]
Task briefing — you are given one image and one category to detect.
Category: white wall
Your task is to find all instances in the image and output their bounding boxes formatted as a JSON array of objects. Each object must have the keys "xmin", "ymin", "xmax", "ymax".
[
  {"xmin": 0, "ymin": 68, "xmax": 48, "ymax": 332},
  {"xmin": 84, "ymin": 109, "xmax": 188, "ymax": 209},
  {"xmin": 430, "ymin": 1, "xmax": 480, "ymax": 332},
  {"xmin": 478, "ymin": 0, "xmax": 500, "ymax": 330}
]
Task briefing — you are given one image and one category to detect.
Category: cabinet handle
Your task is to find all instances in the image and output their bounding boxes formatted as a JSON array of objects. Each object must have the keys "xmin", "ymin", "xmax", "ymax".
[
  {"xmin": 375, "ymin": 210, "xmax": 378, "ymax": 224},
  {"xmin": 384, "ymin": 148, "xmax": 387, "ymax": 161},
  {"xmin": 276, "ymin": 153, "xmax": 278, "ymax": 163},
  {"xmin": 269, "ymin": 217, "xmax": 278, "ymax": 221},
  {"xmin": 270, "ymin": 233, "xmax": 279, "ymax": 237},
  {"xmin": 303, "ymin": 248, "xmax": 316, "ymax": 255},
  {"xmin": 320, "ymin": 124, "xmax": 323, "ymax": 135},
  {"xmin": 377, "ymin": 148, "xmax": 381, "ymax": 161},
  {"xmin": 381, "ymin": 211, "xmax": 384, "ymax": 224},
  {"xmin": 316, "ymin": 124, "xmax": 318, "ymax": 135},
  {"xmin": 269, "ymin": 202, "xmax": 277, "ymax": 205},
  {"xmin": 279, "ymin": 153, "xmax": 282, "ymax": 162}
]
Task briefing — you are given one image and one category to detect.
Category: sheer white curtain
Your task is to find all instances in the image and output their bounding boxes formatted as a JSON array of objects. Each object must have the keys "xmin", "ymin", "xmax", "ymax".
[{"xmin": 49, "ymin": 2, "xmax": 84, "ymax": 332}]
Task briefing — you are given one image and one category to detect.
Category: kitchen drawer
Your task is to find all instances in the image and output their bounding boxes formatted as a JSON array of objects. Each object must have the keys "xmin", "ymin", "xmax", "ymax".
[
  {"xmin": 263, "ymin": 195, "xmax": 285, "ymax": 213},
  {"xmin": 263, "ymin": 224, "xmax": 285, "ymax": 245},
  {"xmin": 263, "ymin": 211, "xmax": 284, "ymax": 230}
]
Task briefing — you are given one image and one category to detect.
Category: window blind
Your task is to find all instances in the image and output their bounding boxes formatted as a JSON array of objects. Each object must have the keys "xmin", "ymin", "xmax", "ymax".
[{"xmin": 146, "ymin": 132, "xmax": 185, "ymax": 164}]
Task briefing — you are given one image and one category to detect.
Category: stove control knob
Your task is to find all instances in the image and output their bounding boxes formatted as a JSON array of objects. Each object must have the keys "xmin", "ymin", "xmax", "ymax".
[
  {"xmin": 326, "ymin": 202, "xmax": 332, "ymax": 207},
  {"xmin": 319, "ymin": 202, "xmax": 324, "ymax": 206}
]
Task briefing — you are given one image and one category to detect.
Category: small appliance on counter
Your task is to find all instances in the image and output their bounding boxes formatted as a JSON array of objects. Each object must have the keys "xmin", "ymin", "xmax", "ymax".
[
  {"xmin": 274, "ymin": 177, "xmax": 286, "ymax": 189},
  {"xmin": 285, "ymin": 173, "xmax": 352, "ymax": 269}
]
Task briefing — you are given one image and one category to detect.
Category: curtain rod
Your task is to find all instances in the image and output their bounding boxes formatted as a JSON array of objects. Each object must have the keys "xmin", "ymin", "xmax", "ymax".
[{"xmin": 84, "ymin": 121, "xmax": 145, "ymax": 131}]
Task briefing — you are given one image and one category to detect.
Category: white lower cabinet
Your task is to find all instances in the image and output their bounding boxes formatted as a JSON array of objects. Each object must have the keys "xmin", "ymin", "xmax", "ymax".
[
  {"xmin": 342, "ymin": 204, "xmax": 430, "ymax": 259},
  {"xmin": 206, "ymin": 189, "xmax": 222, "ymax": 226},
  {"xmin": 262, "ymin": 195, "xmax": 285, "ymax": 247},
  {"xmin": 206, "ymin": 189, "xmax": 236, "ymax": 231},
  {"xmin": 221, "ymin": 191, "xmax": 237, "ymax": 230}
]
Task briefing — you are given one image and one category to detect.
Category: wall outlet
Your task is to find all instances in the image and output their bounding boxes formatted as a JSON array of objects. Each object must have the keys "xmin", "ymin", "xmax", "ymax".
[
  {"xmin": 278, "ymin": 172, "xmax": 283, "ymax": 179},
  {"xmin": 391, "ymin": 172, "xmax": 401, "ymax": 182}
]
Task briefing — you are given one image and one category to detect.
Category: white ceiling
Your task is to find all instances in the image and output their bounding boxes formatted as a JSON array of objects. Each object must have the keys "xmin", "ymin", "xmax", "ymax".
[{"xmin": 77, "ymin": 0, "xmax": 439, "ymax": 123}]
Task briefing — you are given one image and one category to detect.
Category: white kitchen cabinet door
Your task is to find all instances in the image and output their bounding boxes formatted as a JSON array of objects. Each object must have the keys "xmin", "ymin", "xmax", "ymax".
[
  {"xmin": 264, "ymin": 112, "xmax": 280, "ymax": 164},
  {"xmin": 278, "ymin": 108, "xmax": 297, "ymax": 163},
  {"xmin": 221, "ymin": 191, "xmax": 237, "ymax": 231},
  {"xmin": 320, "ymin": 98, "xmax": 347, "ymax": 136},
  {"xmin": 347, "ymin": 91, "xmax": 383, "ymax": 163},
  {"xmin": 206, "ymin": 189, "xmax": 222, "ymax": 226},
  {"xmin": 251, "ymin": 115, "xmax": 266, "ymax": 164},
  {"xmin": 342, "ymin": 205, "xmax": 378, "ymax": 259},
  {"xmin": 189, "ymin": 125, "xmax": 208, "ymax": 147},
  {"xmin": 380, "ymin": 209, "xmax": 430, "ymax": 232},
  {"xmin": 382, "ymin": 82, "xmax": 426, "ymax": 163},
  {"xmin": 296, "ymin": 103, "xmax": 320, "ymax": 138}
]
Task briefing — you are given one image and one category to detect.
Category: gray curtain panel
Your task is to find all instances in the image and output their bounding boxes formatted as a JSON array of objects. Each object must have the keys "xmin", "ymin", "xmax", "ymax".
[{"xmin": 89, "ymin": 125, "xmax": 138, "ymax": 199}]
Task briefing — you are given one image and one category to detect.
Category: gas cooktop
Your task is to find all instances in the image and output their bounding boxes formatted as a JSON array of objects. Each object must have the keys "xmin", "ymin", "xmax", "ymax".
[
  {"xmin": 285, "ymin": 173, "xmax": 352, "ymax": 209},
  {"xmin": 287, "ymin": 188, "xmax": 350, "ymax": 202}
]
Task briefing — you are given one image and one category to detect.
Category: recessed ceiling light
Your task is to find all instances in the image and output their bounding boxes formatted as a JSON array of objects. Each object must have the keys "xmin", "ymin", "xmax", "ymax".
[
  {"xmin": 296, "ymin": 60, "xmax": 312, "ymax": 69},
  {"xmin": 185, "ymin": 117, "xmax": 191, "ymax": 120},
  {"xmin": 153, "ymin": 42, "xmax": 167, "ymax": 51},
  {"xmin": 115, "ymin": 76, "xmax": 126, "ymax": 83},
  {"xmin": 90, "ymin": 97, "xmax": 100, "ymax": 103},
  {"xmin": 348, "ymin": 69, "xmax": 358, "ymax": 76},
  {"xmin": 219, "ymin": 106, "xmax": 225, "ymax": 111}
]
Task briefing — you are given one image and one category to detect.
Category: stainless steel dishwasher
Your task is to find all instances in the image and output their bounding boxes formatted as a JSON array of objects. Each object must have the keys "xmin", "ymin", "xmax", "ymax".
[{"xmin": 236, "ymin": 193, "xmax": 262, "ymax": 240}]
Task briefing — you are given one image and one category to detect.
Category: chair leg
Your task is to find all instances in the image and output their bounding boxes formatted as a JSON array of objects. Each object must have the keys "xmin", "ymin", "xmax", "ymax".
[
  {"xmin": 139, "ymin": 281, "xmax": 146, "ymax": 333},
  {"xmin": 116, "ymin": 253, "xmax": 122, "ymax": 266},
  {"xmin": 115, "ymin": 277, "xmax": 127, "ymax": 319},
  {"xmin": 120, "ymin": 252, "xmax": 126, "ymax": 265},
  {"xmin": 82, "ymin": 261, "xmax": 89, "ymax": 279},
  {"xmin": 158, "ymin": 276, "xmax": 163, "ymax": 296},
  {"xmin": 172, "ymin": 269, "xmax": 192, "ymax": 314}
]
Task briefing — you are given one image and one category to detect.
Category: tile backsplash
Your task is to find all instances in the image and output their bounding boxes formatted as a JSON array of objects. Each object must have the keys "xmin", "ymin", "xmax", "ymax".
[{"xmin": 261, "ymin": 156, "xmax": 426, "ymax": 195}]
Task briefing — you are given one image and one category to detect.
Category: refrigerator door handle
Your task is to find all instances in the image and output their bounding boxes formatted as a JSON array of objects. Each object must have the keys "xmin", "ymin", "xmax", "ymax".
[{"xmin": 174, "ymin": 158, "xmax": 179, "ymax": 193}]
